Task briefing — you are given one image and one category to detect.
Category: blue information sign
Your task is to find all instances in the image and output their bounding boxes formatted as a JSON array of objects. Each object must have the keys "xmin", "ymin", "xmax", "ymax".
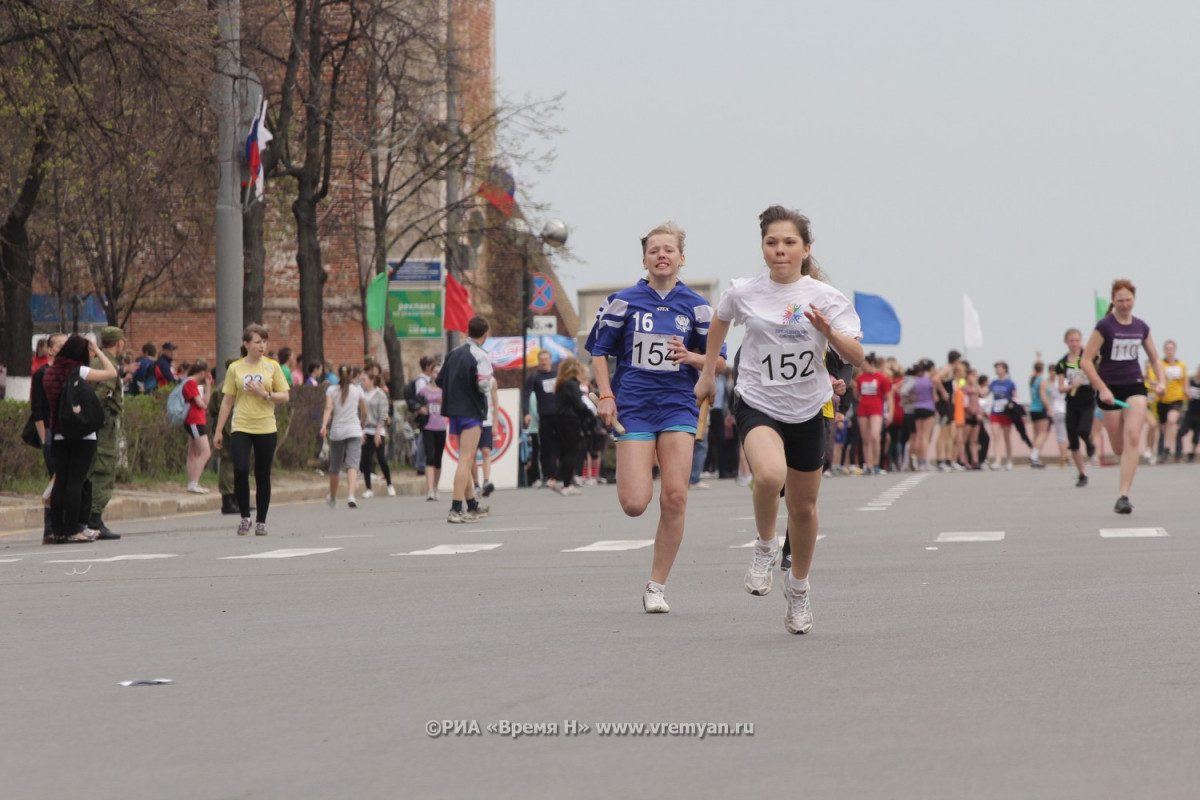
[{"xmin": 387, "ymin": 259, "xmax": 442, "ymax": 283}]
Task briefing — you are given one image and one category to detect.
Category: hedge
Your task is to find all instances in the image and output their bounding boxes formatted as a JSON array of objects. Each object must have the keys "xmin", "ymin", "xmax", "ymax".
[{"xmin": 0, "ymin": 383, "xmax": 332, "ymax": 492}]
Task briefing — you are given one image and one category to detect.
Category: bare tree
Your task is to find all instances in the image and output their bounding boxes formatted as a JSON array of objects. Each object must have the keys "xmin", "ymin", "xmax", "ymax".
[{"xmin": 0, "ymin": 0, "xmax": 213, "ymax": 374}]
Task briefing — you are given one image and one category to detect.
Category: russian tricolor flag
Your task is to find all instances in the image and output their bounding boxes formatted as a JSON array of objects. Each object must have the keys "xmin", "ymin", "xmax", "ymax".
[{"xmin": 244, "ymin": 99, "xmax": 272, "ymax": 202}]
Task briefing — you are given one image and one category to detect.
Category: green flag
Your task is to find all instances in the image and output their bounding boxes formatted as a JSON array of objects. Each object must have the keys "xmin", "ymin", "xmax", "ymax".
[
  {"xmin": 1094, "ymin": 291, "xmax": 1108, "ymax": 321},
  {"xmin": 366, "ymin": 271, "xmax": 388, "ymax": 330}
]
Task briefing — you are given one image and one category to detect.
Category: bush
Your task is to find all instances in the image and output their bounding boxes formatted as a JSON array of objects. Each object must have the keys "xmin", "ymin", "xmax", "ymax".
[
  {"xmin": 0, "ymin": 400, "xmax": 48, "ymax": 492},
  {"xmin": 121, "ymin": 392, "xmax": 188, "ymax": 480},
  {"xmin": 275, "ymin": 384, "xmax": 325, "ymax": 469}
]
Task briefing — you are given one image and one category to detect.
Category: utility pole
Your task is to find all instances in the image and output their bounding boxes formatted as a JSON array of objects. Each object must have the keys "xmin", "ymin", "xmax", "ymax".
[
  {"xmin": 213, "ymin": 0, "xmax": 244, "ymax": 381},
  {"xmin": 444, "ymin": 0, "xmax": 462, "ymax": 354}
]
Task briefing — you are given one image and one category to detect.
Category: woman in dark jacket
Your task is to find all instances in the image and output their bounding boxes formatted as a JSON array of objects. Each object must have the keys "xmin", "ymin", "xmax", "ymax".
[
  {"xmin": 552, "ymin": 357, "xmax": 591, "ymax": 496},
  {"xmin": 42, "ymin": 334, "xmax": 118, "ymax": 543}
]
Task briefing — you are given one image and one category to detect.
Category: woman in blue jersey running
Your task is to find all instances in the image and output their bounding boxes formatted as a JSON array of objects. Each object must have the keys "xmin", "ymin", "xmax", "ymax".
[{"xmin": 586, "ymin": 222, "xmax": 726, "ymax": 614}]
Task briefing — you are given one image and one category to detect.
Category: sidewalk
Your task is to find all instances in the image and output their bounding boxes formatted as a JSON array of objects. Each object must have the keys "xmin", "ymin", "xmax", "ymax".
[{"xmin": 0, "ymin": 472, "xmax": 427, "ymax": 537}]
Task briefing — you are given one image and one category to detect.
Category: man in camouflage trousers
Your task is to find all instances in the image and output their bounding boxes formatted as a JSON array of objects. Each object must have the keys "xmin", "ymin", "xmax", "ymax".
[{"xmin": 87, "ymin": 326, "xmax": 125, "ymax": 540}]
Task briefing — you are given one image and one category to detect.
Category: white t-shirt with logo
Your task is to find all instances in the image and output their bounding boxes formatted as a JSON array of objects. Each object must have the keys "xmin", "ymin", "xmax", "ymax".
[{"xmin": 718, "ymin": 274, "xmax": 862, "ymax": 424}]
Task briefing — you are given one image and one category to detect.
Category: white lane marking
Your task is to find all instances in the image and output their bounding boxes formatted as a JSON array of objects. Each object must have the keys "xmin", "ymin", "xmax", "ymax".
[
  {"xmin": 732, "ymin": 535, "xmax": 825, "ymax": 548},
  {"xmin": 1099, "ymin": 528, "xmax": 1169, "ymax": 538},
  {"xmin": 395, "ymin": 544, "xmax": 503, "ymax": 555},
  {"xmin": 859, "ymin": 473, "xmax": 930, "ymax": 512},
  {"xmin": 0, "ymin": 558, "xmax": 23, "ymax": 563},
  {"xmin": 323, "ymin": 534, "xmax": 375, "ymax": 539},
  {"xmin": 44, "ymin": 554, "xmax": 180, "ymax": 563},
  {"xmin": 220, "ymin": 548, "xmax": 343, "ymax": 560},
  {"xmin": 465, "ymin": 527, "xmax": 546, "ymax": 533},
  {"xmin": 936, "ymin": 531, "xmax": 1006, "ymax": 543},
  {"xmin": 562, "ymin": 540, "xmax": 654, "ymax": 552}
]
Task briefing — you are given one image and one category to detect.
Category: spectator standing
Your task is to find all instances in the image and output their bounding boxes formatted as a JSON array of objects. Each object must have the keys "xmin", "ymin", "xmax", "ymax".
[
  {"xmin": 44, "ymin": 335, "xmax": 119, "ymax": 543},
  {"xmin": 132, "ymin": 343, "xmax": 159, "ymax": 394},
  {"xmin": 31, "ymin": 338, "xmax": 50, "ymax": 374},
  {"xmin": 156, "ymin": 342, "xmax": 178, "ymax": 386},
  {"xmin": 277, "ymin": 347, "xmax": 296, "ymax": 388},
  {"xmin": 85, "ymin": 326, "xmax": 127, "ymax": 540},
  {"xmin": 360, "ymin": 370, "xmax": 396, "ymax": 498},
  {"xmin": 213, "ymin": 324, "xmax": 290, "ymax": 536},
  {"xmin": 183, "ymin": 361, "xmax": 213, "ymax": 494},
  {"xmin": 523, "ymin": 349, "xmax": 559, "ymax": 487},
  {"xmin": 320, "ymin": 365, "xmax": 367, "ymax": 509},
  {"xmin": 436, "ymin": 316, "xmax": 493, "ymax": 523},
  {"xmin": 418, "ymin": 364, "xmax": 447, "ymax": 500},
  {"xmin": 552, "ymin": 357, "xmax": 590, "ymax": 495},
  {"xmin": 31, "ymin": 333, "xmax": 68, "ymax": 543}
]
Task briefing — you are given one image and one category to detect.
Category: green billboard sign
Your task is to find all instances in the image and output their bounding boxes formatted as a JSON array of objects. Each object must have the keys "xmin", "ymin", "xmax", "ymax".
[{"xmin": 388, "ymin": 287, "xmax": 443, "ymax": 339}]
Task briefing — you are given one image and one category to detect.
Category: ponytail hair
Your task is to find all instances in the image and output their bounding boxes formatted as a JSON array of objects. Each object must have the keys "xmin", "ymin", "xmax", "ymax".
[{"xmin": 337, "ymin": 364, "xmax": 352, "ymax": 404}]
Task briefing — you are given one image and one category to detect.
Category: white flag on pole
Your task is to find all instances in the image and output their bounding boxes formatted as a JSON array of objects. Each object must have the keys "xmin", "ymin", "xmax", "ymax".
[{"xmin": 963, "ymin": 292, "xmax": 984, "ymax": 349}]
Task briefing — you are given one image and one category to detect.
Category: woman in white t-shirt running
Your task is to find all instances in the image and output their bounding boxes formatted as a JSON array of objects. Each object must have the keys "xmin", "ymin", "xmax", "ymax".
[{"xmin": 696, "ymin": 205, "xmax": 864, "ymax": 635}]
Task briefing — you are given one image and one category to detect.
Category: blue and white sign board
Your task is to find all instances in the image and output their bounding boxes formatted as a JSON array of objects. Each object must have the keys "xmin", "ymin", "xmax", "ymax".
[{"xmin": 387, "ymin": 259, "xmax": 442, "ymax": 283}]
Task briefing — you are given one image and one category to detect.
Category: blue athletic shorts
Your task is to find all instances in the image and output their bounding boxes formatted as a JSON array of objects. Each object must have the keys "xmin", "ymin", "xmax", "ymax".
[
  {"xmin": 448, "ymin": 416, "xmax": 481, "ymax": 435},
  {"xmin": 617, "ymin": 424, "xmax": 696, "ymax": 442}
]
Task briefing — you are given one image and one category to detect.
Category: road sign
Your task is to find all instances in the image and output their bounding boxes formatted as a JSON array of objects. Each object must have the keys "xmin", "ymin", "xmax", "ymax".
[
  {"xmin": 387, "ymin": 259, "xmax": 442, "ymax": 283},
  {"xmin": 528, "ymin": 315, "xmax": 557, "ymax": 336},
  {"xmin": 529, "ymin": 273, "xmax": 554, "ymax": 312}
]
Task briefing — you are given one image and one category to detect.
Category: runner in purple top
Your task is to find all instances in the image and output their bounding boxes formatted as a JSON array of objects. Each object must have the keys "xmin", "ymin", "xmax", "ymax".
[{"xmin": 1081, "ymin": 279, "xmax": 1165, "ymax": 515}]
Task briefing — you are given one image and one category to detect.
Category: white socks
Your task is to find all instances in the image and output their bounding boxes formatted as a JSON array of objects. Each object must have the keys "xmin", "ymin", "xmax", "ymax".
[
  {"xmin": 788, "ymin": 574, "xmax": 809, "ymax": 592},
  {"xmin": 647, "ymin": 580, "xmax": 665, "ymax": 593},
  {"xmin": 756, "ymin": 537, "xmax": 776, "ymax": 550}
]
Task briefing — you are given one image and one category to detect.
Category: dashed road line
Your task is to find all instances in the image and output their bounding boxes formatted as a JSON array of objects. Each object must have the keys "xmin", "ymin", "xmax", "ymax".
[
  {"xmin": 395, "ymin": 544, "xmax": 503, "ymax": 556},
  {"xmin": 935, "ymin": 531, "xmax": 1006, "ymax": 543},
  {"xmin": 858, "ymin": 473, "xmax": 929, "ymax": 512},
  {"xmin": 1099, "ymin": 528, "xmax": 1169, "ymax": 538},
  {"xmin": 220, "ymin": 548, "xmax": 343, "ymax": 560},
  {"xmin": 562, "ymin": 540, "xmax": 654, "ymax": 553}
]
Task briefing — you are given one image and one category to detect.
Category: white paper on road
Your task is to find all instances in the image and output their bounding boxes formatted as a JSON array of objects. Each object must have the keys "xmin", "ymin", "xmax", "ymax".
[
  {"xmin": 395, "ymin": 544, "xmax": 503, "ymax": 556},
  {"xmin": 220, "ymin": 548, "xmax": 343, "ymax": 559},
  {"xmin": 1099, "ymin": 528, "xmax": 1169, "ymax": 538},
  {"xmin": 562, "ymin": 540, "xmax": 654, "ymax": 552},
  {"xmin": 45, "ymin": 554, "xmax": 180, "ymax": 563},
  {"xmin": 936, "ymin": 531, "xmax": 1006, "ymax": 542}
]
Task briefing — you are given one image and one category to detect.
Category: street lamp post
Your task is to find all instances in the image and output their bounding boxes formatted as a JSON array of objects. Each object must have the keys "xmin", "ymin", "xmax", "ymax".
[{"xmin": 512, "ymin": 218, "xmax": 567, "ymax": 487}]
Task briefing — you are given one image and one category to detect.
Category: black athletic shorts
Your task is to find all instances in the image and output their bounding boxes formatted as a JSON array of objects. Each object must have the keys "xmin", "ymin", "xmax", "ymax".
[
  {"xmin": 732, "ymin": 394, "xmax": 826, "ymax": 472},
  {"xmin": 1030, "ymin": 410, "xmax": 1049, "ymax": 423},
  {"xmin": 1097, "ymin": 383, "xmax": 1148, "ymax": 412},
  {"xmin": 1157, "ymin": 401, "xmax": 1182, "ymax": 424}
]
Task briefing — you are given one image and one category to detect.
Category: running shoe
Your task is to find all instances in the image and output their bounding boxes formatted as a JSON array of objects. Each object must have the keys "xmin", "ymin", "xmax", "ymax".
[
  {"xmin": 386, "ymin": 485, "xmax": 396, "ymax": 497},
  {"xmin": 689, "ymin": 481, "xmax": 711, "ymax": 490},
  {"xmin": 783, "ymin": 582, "xmax": 813, "ymax": 634},
  {"xmin": 745, "ymin": 540, "xmax": 780, "ymax": 596},
  {"xmin": 447, "ymin": 509, "xmax": 478, "ymax": 524},
  {"xmin": 237, "ymin": 517, "xmax": 252, "ymax": 536},
  {"xmin": 361, "ymin": 489, "xmax": 374, "ymax": 499},
  {"xmin": 989, "ymin": 461, "xmax": 1000, "ymax": 471},
  {"xmin": 426, "ymin": 492, "xmax": 437, "ymax": 502},
  {"xmin": 1114, "ymin": 495, "xmax": 1133, "ymax": 514},
  {"xmin": 643, "ymin": 583, "xmax": 669, "ymax": 614},
  {"xmin": 780, "ymin": 553, "xmax": 792, "ymax": 572},
  {"xmin": 255, "ymin": 522, "xmax": 268, "ymax": 536},
  {"xmin": 325, "ymin": 495, "xmax": 336, "ymax": 509},
  {"xmin": 558, "ymin": 485, "xmax": 582, "ymax": 496},
  {"xmin": 736, "ymin": 475, "xmax": 752, "ymax": 488},
  {"xmin": 472, "ymin": 504, "xmax": 490, "ymax": 518},
  {"xmin": 347, "ymin": 497, "xmax": 358, "ymax": 509},
  {"xmin": 1075, "ymin": 474, "xmax": 1088, "ymax": 488},
  {"xmin": 1005, "ymin": 461, "xmax": 1014, "ymax": 471},
  {"xmin": 1030, "ymin": 459, "xmax": 1045, "ymax": 469},
  {"xmin": 482, "ymin": 480, "xmax": 495, "ymax": 497},
  {"xmin": 186, "ymin": 483, "xmax": 210, "ymax": 494},
  {"xmin": 951, "ymin": 462, "xmax": 965, "ymax": 472}
]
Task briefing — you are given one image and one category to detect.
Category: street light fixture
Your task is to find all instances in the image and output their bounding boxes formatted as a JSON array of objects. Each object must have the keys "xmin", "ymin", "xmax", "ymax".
[{"xmin": 512, "ymin": 218, "xmax": 568, "ymax": 487}]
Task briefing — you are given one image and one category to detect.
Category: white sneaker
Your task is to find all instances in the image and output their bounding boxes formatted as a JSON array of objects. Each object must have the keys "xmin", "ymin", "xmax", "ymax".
[
  {"xmin": 361, "ymin": 489, "xmax": 374, "ymax": 499},
  {"xmin": 347, "ymin": 497, "xmax": 358, "ymax": 509},
  {"xmin": 643, "ymin": 583, "xmax": 669, "ymax": 613},
  {"xmin": 558, "ymin": 485, "xmax": 581, "ymax": 496},
  {"xmin": 736, "ymin": 475, "xmax": 752, "ymax": 488},
  {"xmin": 186, "ymin": 483, "xmax": 209, "ymax": 494},
  {"xmin": 325, "ymin": 495, "xmax": 336, "ymax": 509},
  {"xmin": 689, "ymin": 481, "xmax": 711, "ymax": 490},
  {"xmin": 426, "ymin": 491, "xmax": 437, "ymax": 502},
  {"xmin": 471, "ymin": 504, "xmax": 490, "ymax": 518},
  {"xmin": 784, "ymin": 583, "xmax": 813, "ymax": 634},
  {"xmin": 989, "ymin": 461, "xmax": 1000, "ymax": 471},
  {"xmin": 447, "ymin": 508, "xmax": 478, "ymax": 524},
  {"xmin": 386, "ymin": 485, "xmax": 396, "ymax": 497},
  {"xmin": 1005, "ymin": 460, "xmax": 1013, "ymax": 471},
  {"xmin": 745, "ymin": 540, "xmax": 780, "ymax": 596}
]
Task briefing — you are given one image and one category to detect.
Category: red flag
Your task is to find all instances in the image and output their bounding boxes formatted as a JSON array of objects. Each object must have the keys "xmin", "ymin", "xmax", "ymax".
[{"xmin": 444, "ymin": 272, "xmax": 474, "ymax": 334}]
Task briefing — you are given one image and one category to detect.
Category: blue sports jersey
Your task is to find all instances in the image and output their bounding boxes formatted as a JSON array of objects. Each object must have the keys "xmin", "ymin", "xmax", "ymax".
[{"xmin": 585, "ymin": 279, "xmax": 725, "ymax": 433}]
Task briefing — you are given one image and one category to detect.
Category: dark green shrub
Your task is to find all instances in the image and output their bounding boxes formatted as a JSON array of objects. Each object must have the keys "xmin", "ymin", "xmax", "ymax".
[{"xmin": 0, "ymin": 401, "xmax": 47, "ymax": 491}]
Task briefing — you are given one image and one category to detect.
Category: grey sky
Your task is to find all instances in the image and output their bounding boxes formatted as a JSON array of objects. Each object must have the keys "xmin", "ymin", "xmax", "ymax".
[{"xmin": 496, "ymin": 0, "xmax": 1200, "ymax": 383}]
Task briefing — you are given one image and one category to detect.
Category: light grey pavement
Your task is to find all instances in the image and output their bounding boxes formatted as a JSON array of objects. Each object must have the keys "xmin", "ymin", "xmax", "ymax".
[{"xmin": 3, "ymin": 464, "xmax": 1199, "ymax": 799}]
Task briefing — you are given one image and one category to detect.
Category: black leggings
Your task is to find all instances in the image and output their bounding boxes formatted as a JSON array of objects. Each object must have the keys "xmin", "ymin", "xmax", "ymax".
[
  {"xmin": 50, "ymin": 439, "xmax": 96, "ymax": 536},
  {"xmin": 556, "ymin": 423, "xmax": 582, "ymax": 486},
  {"xmin": 361, "ymin": 435, "xmax": 392, "ymax": 489},
  {"xmin": 1065, "ymin": 402, "xmax": 1096, "ymax": 455},
  {"xmin": 231, "ymin": 431, "xmax": 277, "ymax": 523}
]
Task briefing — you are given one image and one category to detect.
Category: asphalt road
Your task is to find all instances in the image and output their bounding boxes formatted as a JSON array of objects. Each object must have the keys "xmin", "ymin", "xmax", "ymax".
[{"xmin": 3, "ymin": 463, "xmax": 1198, "ymax": 799}]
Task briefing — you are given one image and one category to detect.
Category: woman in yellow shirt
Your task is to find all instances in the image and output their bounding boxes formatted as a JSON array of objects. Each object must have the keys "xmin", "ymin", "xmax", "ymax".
[
  {"xmin": 1157, "ymin": 340, "xmax": 1186, "ymax": 461},
  {"xmin": 214, "ymin": 324, "xmax": 291, "ymax": 536}
]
